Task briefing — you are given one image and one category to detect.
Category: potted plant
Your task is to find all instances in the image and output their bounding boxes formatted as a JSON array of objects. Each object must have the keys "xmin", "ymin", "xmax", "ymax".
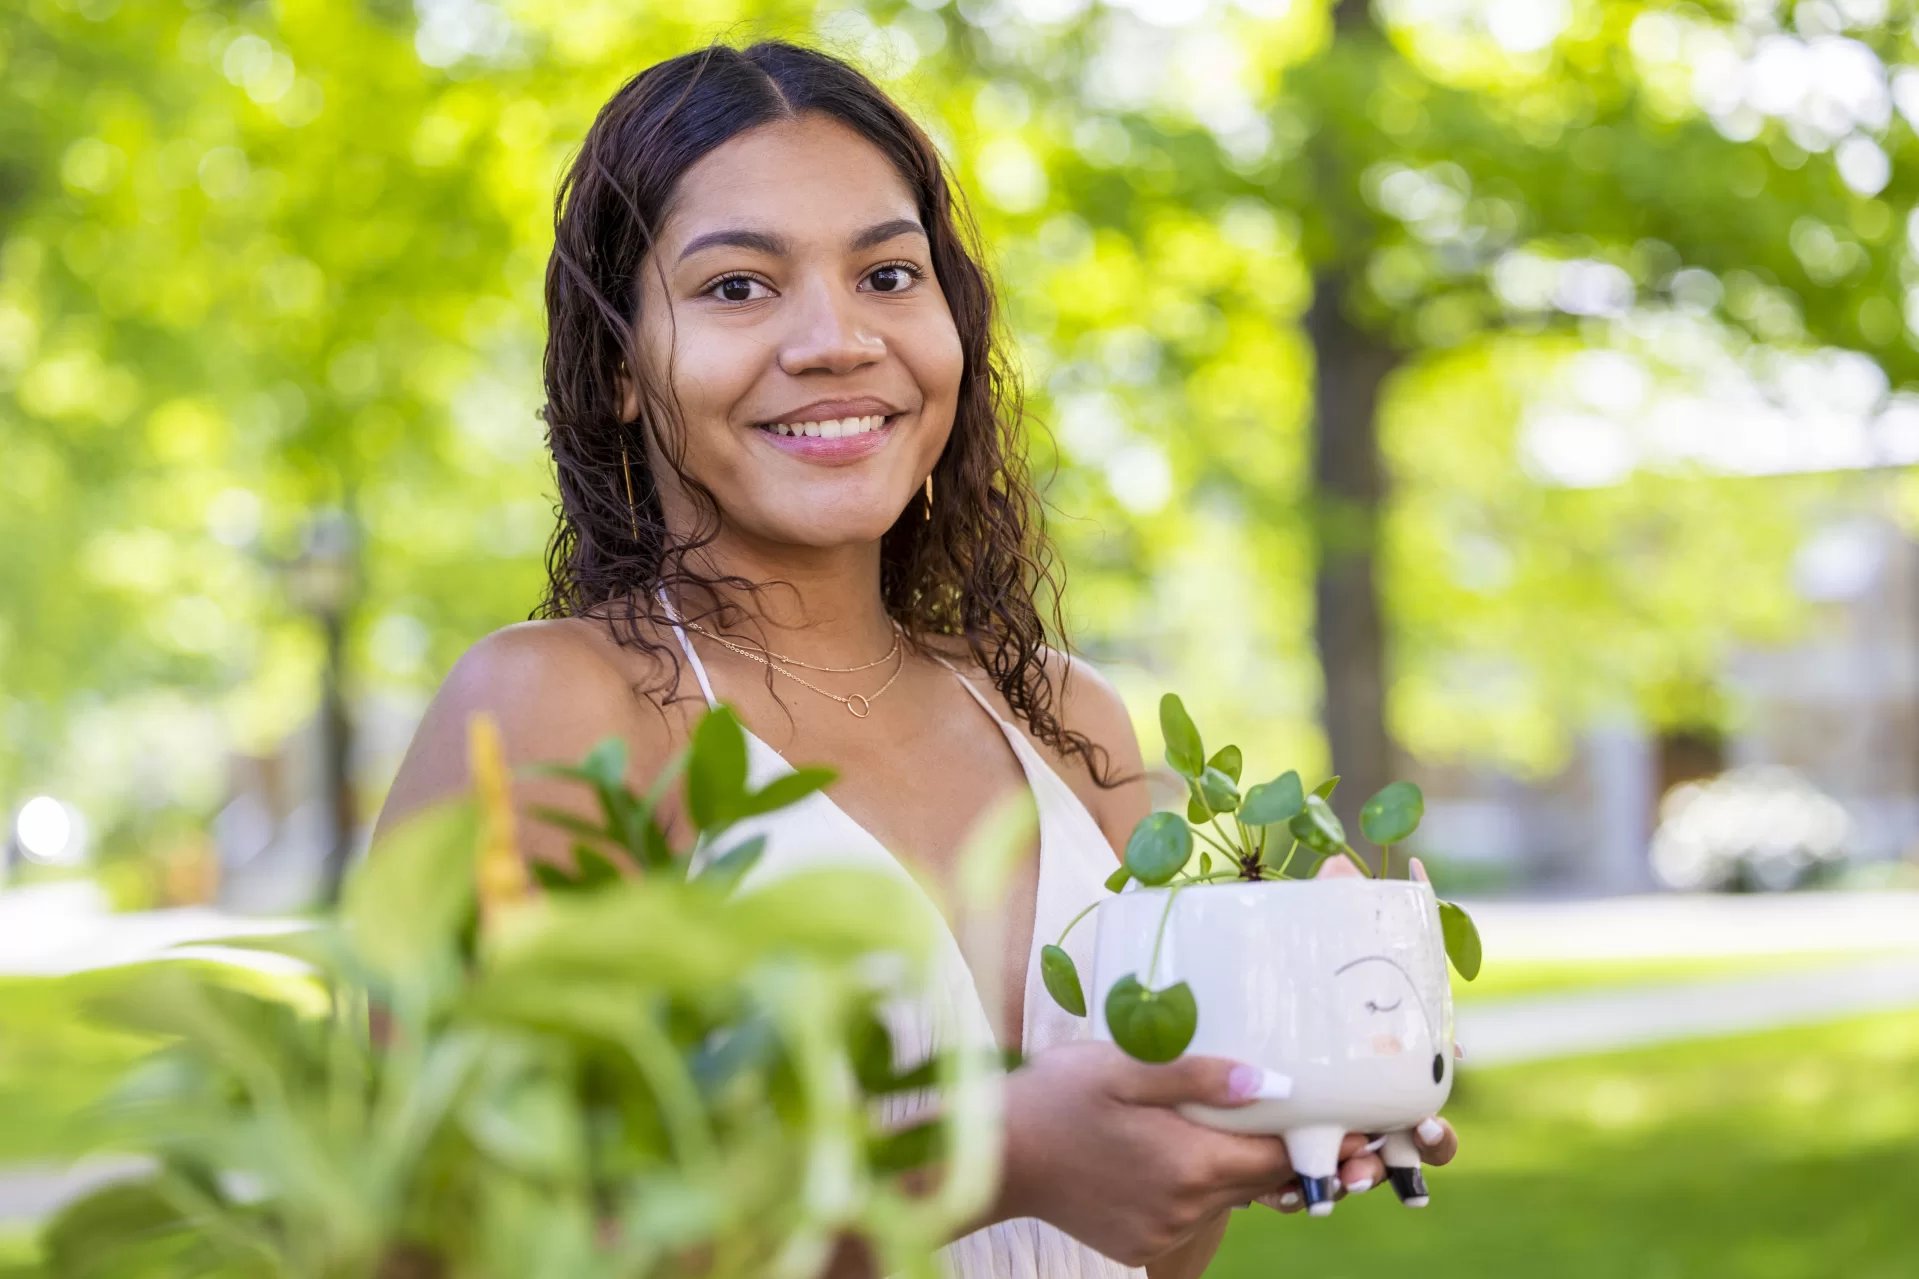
[
  {"xmin": 23, "ymin": 708, "xmax": 1003, "ymax": 1279},
  {"xmin": 1039, "ymin": 695, "xmax": 1482, "ymax": 1216}
]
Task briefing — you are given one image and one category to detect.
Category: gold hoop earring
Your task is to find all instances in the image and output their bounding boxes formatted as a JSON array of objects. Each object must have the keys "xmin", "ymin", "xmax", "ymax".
[
  {"xmin": 621, "ymin": 447, "xmax": 640, "ymax": 541},
  {"xmin": 923, "ymin": 472, "xmax": 933, "ymax": 521}
]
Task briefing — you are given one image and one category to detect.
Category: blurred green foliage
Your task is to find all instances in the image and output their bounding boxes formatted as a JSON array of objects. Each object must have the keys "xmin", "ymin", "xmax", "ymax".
[
  {"xmin": 1212, "ymin": 1010, "xmax": 1919, "ymax": 1279},
  {"xmin": 5, "ymin": 0, "xmax": 1915, "ymax": 849}
]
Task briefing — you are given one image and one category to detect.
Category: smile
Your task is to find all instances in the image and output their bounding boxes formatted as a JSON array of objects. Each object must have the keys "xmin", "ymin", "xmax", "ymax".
[{"xmin": 758, "ymin": 413, "xmax": 891, "ymax": 439}]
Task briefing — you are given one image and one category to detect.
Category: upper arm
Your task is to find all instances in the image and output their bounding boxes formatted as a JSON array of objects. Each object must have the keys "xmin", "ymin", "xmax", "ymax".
[
  {"xmin": 372, "ymin": 621, "xmax": 679, "ymax": 869},
  {"xmin": 1047, "ymin": 651, "xmax": 1152, "ymax": 861}
]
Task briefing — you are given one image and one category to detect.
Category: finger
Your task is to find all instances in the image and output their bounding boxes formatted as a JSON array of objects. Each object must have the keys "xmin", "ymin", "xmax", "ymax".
[
  {"xmin": 1410, "ymin": 856, "xmax": 1431, "ymax": 884},
  {"xmin": 1340, "ymin": 1133, "xmax": 1386, "ymax": 1160},
  {"xmin": 1255, "ymin": 1182, "xmax": 1303, "ymax": 1214},
  {"xmin": 1114, "ymin": 1055, "xmax": 1292, "ymax": 1109},
  {"xmin": 1338, "ymin": 1153, "xmax": 1385, "ymax": 1196},
  {"xmin": 1454, "ymin": 1041, "xmax": 1466, "ymax": 1060},
  {"xmin": 1414, "ymin": 1116, "xmax": 1458, "ymax": 1166}
]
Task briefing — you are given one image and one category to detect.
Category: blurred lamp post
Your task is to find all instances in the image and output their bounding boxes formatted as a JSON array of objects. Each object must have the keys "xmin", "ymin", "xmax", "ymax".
[{"xmin": 286, "ymin": 510, "xmax": 359, "ymax": 906}]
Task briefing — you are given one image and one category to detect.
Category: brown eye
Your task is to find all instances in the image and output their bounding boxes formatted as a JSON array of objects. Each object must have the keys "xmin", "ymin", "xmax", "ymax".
[
  {"xmin": 718, "ymin": 277, "xmax": 755, "ymax": 302},
  {"xmin": 868, "ymin": 264, "xmax": 918, "ymax": 293}
]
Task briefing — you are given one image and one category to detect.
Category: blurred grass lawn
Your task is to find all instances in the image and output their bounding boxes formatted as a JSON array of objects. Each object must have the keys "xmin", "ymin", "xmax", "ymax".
[{"xmin": 1210, "ymin": 1010, "xmax": 1919, "ymax": 1279}]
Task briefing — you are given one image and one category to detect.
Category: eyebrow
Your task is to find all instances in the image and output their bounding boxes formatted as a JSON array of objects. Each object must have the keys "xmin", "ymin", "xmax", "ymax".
[{"xmin": 676, "ymin": 217, "xmax": 928, "ymax": 263}]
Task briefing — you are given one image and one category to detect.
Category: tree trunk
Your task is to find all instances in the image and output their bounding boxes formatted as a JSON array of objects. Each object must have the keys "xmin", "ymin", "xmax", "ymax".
[{"xmin": 1308, "ymin": 272, "xmax": 1399, "ymax": 847}]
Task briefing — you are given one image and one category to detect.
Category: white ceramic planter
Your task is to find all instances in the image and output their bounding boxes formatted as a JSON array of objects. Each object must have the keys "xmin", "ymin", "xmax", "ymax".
[{"xmin": 1089, "ymin": 878, "xmax": 1454, "ymax": 1214}]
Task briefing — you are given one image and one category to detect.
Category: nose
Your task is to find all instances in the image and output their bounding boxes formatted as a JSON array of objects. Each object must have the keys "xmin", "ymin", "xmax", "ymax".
[{"xmin": 777, "ymin": 277, "xmax": 884, "ymax": 376}]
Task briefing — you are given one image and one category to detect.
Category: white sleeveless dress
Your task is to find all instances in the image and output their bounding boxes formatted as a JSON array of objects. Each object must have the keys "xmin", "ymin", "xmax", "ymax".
[{"xmin": 665, "ymin": 617, "xmax": 1142, "ymax": 1279}]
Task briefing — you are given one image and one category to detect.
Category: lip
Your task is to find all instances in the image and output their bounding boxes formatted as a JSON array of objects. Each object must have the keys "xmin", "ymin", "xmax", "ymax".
[
  {"xmin": 754, "ymin": 413, "xmax": 902, "ymax": 464},
  {"xmin": 757, "ymin": 396, "xmax": 902, "ymax": 426}
]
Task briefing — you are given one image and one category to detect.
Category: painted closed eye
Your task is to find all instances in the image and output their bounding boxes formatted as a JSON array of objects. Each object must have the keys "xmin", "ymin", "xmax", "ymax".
[{"xmin": 1364, "ymin": 998, "xmax": 1402, "ymax": 1013}]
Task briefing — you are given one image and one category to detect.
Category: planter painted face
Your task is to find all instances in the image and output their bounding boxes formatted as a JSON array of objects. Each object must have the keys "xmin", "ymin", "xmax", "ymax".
[{"xmin": 1088, "ymin": 878, "xmax": 1455, "ymax": 1215}]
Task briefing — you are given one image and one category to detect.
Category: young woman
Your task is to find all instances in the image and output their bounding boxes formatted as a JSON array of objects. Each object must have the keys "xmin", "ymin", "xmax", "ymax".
[{"xmin": 376, "ymin": 40, "xmax": 1457, "ymax": 1277}]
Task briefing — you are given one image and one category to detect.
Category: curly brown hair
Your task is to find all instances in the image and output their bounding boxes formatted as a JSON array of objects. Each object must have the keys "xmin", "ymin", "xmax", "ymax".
[{"xmin": 535, "ymin": 38, "xmax": 1111, "ymax": 782}]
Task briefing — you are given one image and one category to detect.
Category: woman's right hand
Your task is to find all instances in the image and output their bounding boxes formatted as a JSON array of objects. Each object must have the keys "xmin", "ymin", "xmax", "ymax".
[{"xmin": 990, "ymin": 1041, "xmax": 1370, "ymax": 1266}]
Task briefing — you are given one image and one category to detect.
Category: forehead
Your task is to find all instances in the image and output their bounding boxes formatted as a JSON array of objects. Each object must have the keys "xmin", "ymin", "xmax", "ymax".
[{"xmin": 660, "ymin": 112, "xmax": 920, "ymax": 252}]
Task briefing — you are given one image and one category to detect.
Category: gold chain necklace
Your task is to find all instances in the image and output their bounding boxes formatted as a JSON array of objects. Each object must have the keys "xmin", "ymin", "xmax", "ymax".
[
  {"xmin": 686, "ymin": 624, "xmax": 907, "ymax": 718},
  {"xmin": 679, "ymin": 619, "xmax": 900, "ymax": 672}
]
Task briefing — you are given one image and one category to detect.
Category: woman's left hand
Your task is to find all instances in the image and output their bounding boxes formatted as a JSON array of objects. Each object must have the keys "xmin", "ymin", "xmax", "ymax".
[{"xmin": 1253, "ymin": 1117, "xmax": 1458, "ymax": 1214}]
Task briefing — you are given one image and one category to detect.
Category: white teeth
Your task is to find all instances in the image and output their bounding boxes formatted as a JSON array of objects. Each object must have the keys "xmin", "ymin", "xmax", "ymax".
[{"xmin": 763, "ymin": 413, "xmax": 889, "ymax": 437}]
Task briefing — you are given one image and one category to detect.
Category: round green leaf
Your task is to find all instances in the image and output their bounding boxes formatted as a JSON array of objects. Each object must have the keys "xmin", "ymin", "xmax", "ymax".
[
  {"xmin": 1288, "ymin": 793, "xmax": 1346, "ymax": 854},
  {"xmin": 1205, "ymin": 744, "xmax": 1243, "ymax": 784},
  {"xmin": 1103, "ymin": 864, "xmax": 1132, "ymax": 894},
  {"xmin": 1105, "ymin": 974, "xmax": 1197, "ymax": 1063},
  {"xmin": 1439, "ymin": 900, "xmax": 1482, "ymax": 981},
  {"xmin": 1360, "ymin": 781, "xmax": 1424, "ymax": 847},
  {"xmin": 1041, "ymin": 944, "xmax": 1087, "ymax": 1016},
  {"xmin": 1240, "ymin": 770, "xmax": 1305, "ymax": 826},
  {"xmin": 1186, "ymin": 785, "xmax": 1213, "ymax": 823},
  {"xmin": 1159, "ymin": 694, "xmax": 1204, "ymax": 779},
  {"xmin": 1197, "ymin": 765, "xmax": 1240, "ymax": 814},
  {"xmin": 1124, "ymin": 812, "xmax": 1193, "ymax": 886}
]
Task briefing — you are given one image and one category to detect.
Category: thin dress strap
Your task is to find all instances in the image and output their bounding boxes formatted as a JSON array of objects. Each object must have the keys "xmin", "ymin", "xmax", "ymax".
[
  {"xmin": 655, "ymin": 589, "xmax": 719, "ymax": 708},
  {"xmin": 927, "ymin": 652, "xmax": 1008, "ymax": 725}
]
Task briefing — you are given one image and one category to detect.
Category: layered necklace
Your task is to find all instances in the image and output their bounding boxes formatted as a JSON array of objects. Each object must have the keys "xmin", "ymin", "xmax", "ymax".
[{"xmin": 680, "ymin": 618, "xmax": 906, "ymax": 718}]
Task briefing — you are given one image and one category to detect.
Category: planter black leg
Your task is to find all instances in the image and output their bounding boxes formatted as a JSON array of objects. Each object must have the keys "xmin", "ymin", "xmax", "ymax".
[
  {"xmin": 1297, "ymin": 1175, "xmax": 1339, "ymax": 1216},
  {"xmin": 1381, "ymin": 1129, "xmax": 1428, "ymax": 1207}
]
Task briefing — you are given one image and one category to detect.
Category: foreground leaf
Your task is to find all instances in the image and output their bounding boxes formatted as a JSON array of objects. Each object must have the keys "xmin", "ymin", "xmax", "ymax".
[
  {"xmin": 1159, "ymin": 694, "xmax": 1204, "ymax": 778},
  {"xmin": 1312, "ymin": 775, "xmax": 1340, "ymax": 801},
  {"xmin": 685, "ymin": 706, "xmax": 749, "ymax": 830},
  {"xmin": 1124, "ymin": 812, "xmax": 1192, "ymax": 886},
  {"xmin": 1105, "ymin": 975, "xmax": 1196, "ymax": 1063},
  {"xmin": 1103, "ymin": 865, "xmax": 1131, "ymax": 893},
  {"xmin": 1438, "ymin": 900, "xmax": 1482, "ymax": 981},
  {"xmin": 1040, "ymin": 944, "xmax": 1087, "ymax": 1017},
  {"xmin": 1360, "ymin": 781, "xmax": 1424, "ymax": 847}
]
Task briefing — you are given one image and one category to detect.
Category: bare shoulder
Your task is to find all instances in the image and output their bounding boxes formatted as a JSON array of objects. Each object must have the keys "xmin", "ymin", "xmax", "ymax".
[{"xmin": 374, "ymin": 616, "xmax": 691, "ymax": 844}]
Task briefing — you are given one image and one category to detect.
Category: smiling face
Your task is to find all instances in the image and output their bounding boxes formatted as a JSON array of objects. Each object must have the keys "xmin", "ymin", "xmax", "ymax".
[{"xmin": 626, "ymin": 111, "xmax": 965, "ymax": 552}]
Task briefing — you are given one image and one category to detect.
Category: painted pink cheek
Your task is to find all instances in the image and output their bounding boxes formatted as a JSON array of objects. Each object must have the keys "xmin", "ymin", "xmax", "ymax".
[{"xmin": 1371, "ymin": 1034, "xmax": 1405, "ymax": 1056}]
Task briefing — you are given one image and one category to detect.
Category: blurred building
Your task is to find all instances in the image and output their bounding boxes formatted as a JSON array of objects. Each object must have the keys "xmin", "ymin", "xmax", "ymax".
[{"xmin": 1415, "ymin": 514, "xmax": 1919, "ymax": 895}]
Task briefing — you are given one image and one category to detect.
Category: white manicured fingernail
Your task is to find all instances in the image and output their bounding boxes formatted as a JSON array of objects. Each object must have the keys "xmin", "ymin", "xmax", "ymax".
[
  {"xmin": 1454, "ymin": 1042, "xmax": 1466, "ymax": 1059},
  {"xmin": 1361, "ymin": 1135, "xmax": 1387, "ymax": 1154},
  {"xmin": 1417, "ymin": 1118, "xmax": 1445, "ymax": 1145},
  {"xmin": 1279, "ymin": 1190, "xmax": 1301, "ymax": 1208},
  {"xmin": 1343, "ymin": 1176, "xmax": 1373, "ymax": 1194},
  {"xmin": 1228, "ymin": 1065, "xmax": 1293, "ymax": 1100}
]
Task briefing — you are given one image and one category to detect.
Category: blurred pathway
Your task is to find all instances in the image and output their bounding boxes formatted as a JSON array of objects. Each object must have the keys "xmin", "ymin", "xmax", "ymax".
[{"xmin": 1456, "ymin": 954, "xmax": 1919, "ymax": 1068}]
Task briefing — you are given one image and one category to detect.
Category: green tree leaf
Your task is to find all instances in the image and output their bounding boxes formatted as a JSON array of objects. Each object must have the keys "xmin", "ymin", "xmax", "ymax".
[
  {"xmin": 685, "ymin": 706, "xmax": 749, "ymax": 830},
  {"xmin": 1040, "ymin": 944, "xmax": 1087, "ymax": 1017},
  {"xmin": 1360, "ymin": 781, "xmax": 1425, "ymax": 847},
  {"xmin": 1104, "ymin": 975, "xmax": 1197, "ymax": 1063},
  {"xmin": 1205, "ymin": 744, "xmax": 1242, "ymax": 783},
  {"xmin": 1439, "ymin": 900, "xmax": 1483, "ymax": 981},
  {"xmin": 1124, "ymin": 812, "xmax": 1192, "ymax": 886},
  {"xmin": 1240, "ymin": 770, "xmax": 1305, "ymax": 826},
  {"xmin": 1159, "ymin": 693, "xmax": 1204, "ymax": 778},
  {"xmin": 580, "ymin": 736, "xmax": 628, "ymax": 790}
]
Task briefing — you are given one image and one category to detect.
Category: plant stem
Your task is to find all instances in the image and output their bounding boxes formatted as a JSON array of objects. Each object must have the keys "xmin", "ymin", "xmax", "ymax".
[
  {"xmin": 1276, "ymin": 839, "xmax": 1301, "ymax": 877},
  {"xmin": 1191, "ymin": 824, "xmax": 1240, "ymax": 862},
  {"xmin": 1337, "ymin": 842, "xmax": 1375, "ymax": 878},
  {"xmin": 1145, "ymin": 884, "xmax": 1185, "ymax": 988},
  {"xmin": 1055, "ymin": 898, "xmax": 1102, "ymax": 946}
]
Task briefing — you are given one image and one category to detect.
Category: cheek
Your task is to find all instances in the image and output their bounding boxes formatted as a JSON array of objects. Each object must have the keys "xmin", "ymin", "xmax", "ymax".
[{"xmin": 902, "ymin": 310, "xmax": 965, "ymax": 406}]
